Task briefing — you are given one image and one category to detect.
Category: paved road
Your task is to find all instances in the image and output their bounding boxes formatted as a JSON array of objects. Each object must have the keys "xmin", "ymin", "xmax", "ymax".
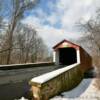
[{"xmin": 0, "ymin": 66, "xmax": 58, "ymax": 100}]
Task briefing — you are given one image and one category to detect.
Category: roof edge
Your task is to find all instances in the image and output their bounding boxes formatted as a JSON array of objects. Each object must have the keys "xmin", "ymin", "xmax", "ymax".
[{"xmin": 53, "ymin": 39, "xmax": 80, "ymax": 49}]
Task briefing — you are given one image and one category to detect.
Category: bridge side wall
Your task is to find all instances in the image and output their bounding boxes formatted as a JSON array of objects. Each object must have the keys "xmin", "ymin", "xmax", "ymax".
[
  {"xmin": 80, "ymin": 47, "xmax": 92, "ymax": 73},
  {"xmin": 30, "ymin": 64, "xmax": 83, "ymax": 100}
]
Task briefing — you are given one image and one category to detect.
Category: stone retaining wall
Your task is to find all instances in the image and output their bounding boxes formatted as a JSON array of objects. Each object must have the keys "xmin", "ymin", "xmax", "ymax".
[{"xmin": 30, "ymin": 64, "xmax": 83, "ymax": 100}]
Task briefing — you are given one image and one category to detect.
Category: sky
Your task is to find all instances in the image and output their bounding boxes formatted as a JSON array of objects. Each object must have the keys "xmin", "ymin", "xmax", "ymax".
[{"xmin": 22, "ymin": 0, "xmax": 100, "ymax": 48}]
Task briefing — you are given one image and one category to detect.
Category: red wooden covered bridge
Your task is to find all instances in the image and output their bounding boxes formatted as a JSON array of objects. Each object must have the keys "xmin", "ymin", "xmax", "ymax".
[{"xmin": 53, "ymin": 39, "xmax": 92, "ymax": 72}]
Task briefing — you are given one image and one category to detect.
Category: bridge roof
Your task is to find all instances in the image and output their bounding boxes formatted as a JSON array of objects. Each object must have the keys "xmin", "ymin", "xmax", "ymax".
[{"xmin": 53, "ymin": 39, "xmax": 80, "ymax": 50}]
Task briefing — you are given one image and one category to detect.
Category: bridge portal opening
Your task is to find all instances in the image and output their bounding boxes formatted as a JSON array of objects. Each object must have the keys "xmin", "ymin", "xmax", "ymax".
[{"xmin": 59, "ymin": 47, "xmax": 77, "ymax": 65}]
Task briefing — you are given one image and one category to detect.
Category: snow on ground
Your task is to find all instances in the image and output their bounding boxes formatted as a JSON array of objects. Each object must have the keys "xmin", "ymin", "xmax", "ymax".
[{"xmin": 51, "ymin": 78, "xmax": 100, "ymax": 100}]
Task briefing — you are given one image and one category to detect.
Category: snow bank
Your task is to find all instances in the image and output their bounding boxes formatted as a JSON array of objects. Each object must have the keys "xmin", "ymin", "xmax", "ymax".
[{"xmin": 51, "ymin": 79, "xmax": 100, "ymax": 100}]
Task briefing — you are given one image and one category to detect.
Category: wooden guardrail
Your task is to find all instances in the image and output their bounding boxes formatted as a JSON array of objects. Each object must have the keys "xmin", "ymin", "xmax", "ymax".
[{"xmin": 0, "ymin": 62, "xmax": 54, "ymax": 70}]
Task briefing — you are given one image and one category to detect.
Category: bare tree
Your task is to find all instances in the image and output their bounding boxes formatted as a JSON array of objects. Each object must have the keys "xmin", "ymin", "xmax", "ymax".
[
  {"xmin": 0, "ymin": 0, "xmax": 51, "ymax": 65},
  {"xmin": 9, "ymin": 23, "xmax": 50, "ymax": 64},
  {"xmin": 78, "ymin": 17, "xmax": 100, "ymax": 62},
  {"xmin": 1, "ymin": 0, "xmax": 39, "ymax": 64},
  {"xmin": 78, "ymin": 11, "xmax": 100, "ymax": 89}
]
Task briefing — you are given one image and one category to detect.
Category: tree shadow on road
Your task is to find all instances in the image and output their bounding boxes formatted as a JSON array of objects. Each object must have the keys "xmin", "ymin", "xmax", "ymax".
[{"xmin": 61, "ymin": 79, "xmax": 92, "ymax": 98}]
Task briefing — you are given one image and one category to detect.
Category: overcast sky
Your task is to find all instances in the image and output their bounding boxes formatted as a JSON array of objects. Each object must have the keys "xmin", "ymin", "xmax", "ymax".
[{"xmin": 22, "ymin": 0, "xmax": 100, "ymax": 48}]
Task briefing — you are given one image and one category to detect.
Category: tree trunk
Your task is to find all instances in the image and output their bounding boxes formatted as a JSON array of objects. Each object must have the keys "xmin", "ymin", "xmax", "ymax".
[{"xmin": 6, "ymin": 16, "xmax": 17, "ymax": 64}]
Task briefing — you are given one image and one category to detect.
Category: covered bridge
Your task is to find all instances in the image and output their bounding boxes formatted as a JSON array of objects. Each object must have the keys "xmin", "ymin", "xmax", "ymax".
[
  {"xmin": 53, "ymin": 39, "xmax": 92, "ymax": 72},
  {"xmin": 30, "ymin": 39, "xmax": 92, "ymax": 100}
]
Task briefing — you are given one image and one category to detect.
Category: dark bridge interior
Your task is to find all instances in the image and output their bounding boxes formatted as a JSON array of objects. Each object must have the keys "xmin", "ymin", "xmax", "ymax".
[{"xmin": 59, "ymin": 47, "xmax": 77, "ymax": 65}]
